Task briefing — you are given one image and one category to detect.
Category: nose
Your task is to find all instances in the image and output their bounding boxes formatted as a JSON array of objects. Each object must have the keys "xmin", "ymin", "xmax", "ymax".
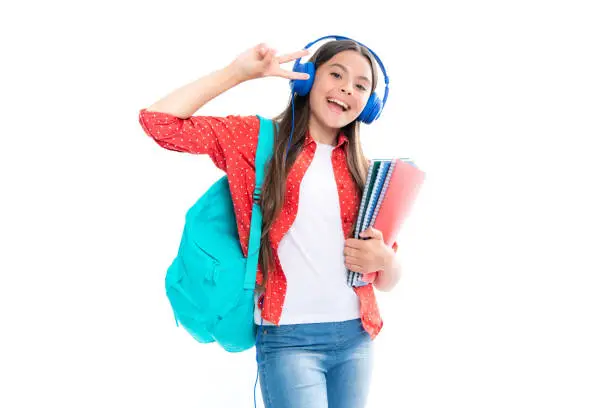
[{"xmin": 340, "ymin": 87, "xmax": 352, "ymax": 96}]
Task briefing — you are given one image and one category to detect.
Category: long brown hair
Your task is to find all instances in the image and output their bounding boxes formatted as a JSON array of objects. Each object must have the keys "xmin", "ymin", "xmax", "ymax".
[{"xmin": 256, "ymin": 39, "xmax": 380, "ymax": 290}]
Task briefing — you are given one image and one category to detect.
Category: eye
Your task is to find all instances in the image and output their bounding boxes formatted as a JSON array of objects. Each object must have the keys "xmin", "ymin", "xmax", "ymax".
[
  {"xmin": 330, "ymin": 72, "xmax": 341, "ymax": 79},
  {"xmin": 356, "ymin": 84, "xmax": 367, "ymax": 91}
]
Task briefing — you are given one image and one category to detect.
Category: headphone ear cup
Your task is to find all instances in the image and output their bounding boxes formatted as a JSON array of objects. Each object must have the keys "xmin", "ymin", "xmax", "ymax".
[
  {"xmin": 358, "ymin": 92, "xmax": 383, "ymax": 124},
  {"xmin": 290, "ymin": 62, "xmax": 315, "ymax": 96}
]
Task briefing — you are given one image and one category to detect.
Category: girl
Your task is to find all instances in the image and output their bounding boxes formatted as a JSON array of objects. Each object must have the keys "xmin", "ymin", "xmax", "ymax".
[{"xmin": 139, "ymin": 37, "xmax": 402, "ymax": 408}]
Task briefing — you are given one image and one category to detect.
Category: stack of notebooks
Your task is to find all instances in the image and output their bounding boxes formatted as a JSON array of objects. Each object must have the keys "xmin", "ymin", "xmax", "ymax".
[{"xmin": 347, "ymin": 157, "xmax": 426, "ymax": 287}]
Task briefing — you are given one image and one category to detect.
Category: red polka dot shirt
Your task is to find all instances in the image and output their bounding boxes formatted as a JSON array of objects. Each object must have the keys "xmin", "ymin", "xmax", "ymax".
[{"xmin": 138, "ymin": 108, "xmax": 397, "ymax": 340}]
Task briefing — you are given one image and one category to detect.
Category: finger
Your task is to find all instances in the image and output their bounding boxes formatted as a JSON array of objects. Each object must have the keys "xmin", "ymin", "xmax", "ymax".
[
  {"xmin": 256, "ymin": 43, "xmax": 269, "ymax": 58},
  {"xmin": 345, "ymin": 262, "xmax": 363, "ymax": 273},
  {"xmin": 371, "ymin": 227, "xmax": 384, "ymax": 238},
  {"xmin": 264, "ymin": 47, "xmax": 277, "ymax": 63},
  {"xmin": 344, "ymin": 248, "xmax": 358, "ymax": 258},
  {"xmin": 359, "ymin": 227, "xmax": 383, "ymax": 240},
  {"xmin": 359, "ymin": 226, "xmax": 373, "ymax": 236},
  {"xmin": 345, "ymin": 238, "xmax": 362, "ymax": 249},
  {"xmin": 370, "ymin": 231, "xmax": 383, "ymax": 240},
  {"xmin": 273, "ymin": 68, "xmax": 310, "ymax": 80},
  {"xmin": 276, "ymin": 49, "xmax": 310, "ymax": 64},
  {"xmin": 344, "ymin": 255, "xmax": 361, "ymax": 265},
  {"xmin": 344, "ymin": 243, "xmax": 361, "ymax": 253}
]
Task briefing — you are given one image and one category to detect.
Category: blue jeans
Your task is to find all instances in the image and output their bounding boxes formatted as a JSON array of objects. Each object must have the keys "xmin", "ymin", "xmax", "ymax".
[{"xmin": 255, "ymin": 318, "xmax": 374, "ymax": 408}]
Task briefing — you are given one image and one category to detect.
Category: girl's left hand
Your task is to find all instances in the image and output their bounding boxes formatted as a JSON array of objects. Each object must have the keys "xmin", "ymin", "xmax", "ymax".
[{"xmin": 344, "ymin": 227, "xmax": 394, "ymax": 277}]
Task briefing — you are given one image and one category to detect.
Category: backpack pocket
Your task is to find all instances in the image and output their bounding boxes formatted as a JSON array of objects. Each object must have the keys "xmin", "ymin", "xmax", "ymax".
[
  {"xmin": 165, "ymin": 255, "xmax": 216, "ymax": 343},
  {"xmin": 179, "ymin": 227, "xmax": 221, "ymax": 285}
]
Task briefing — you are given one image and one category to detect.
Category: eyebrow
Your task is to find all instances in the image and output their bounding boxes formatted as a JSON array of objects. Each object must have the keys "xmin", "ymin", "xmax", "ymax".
[{"xmin": 329, "ymin": 63, "xmax": 372, "ymax": 85}]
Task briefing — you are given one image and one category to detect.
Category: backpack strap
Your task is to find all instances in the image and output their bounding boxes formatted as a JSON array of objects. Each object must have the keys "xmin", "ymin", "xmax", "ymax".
[{"xmin": 243, "ymin": 115, "xmax": 275, "ymax": 290}]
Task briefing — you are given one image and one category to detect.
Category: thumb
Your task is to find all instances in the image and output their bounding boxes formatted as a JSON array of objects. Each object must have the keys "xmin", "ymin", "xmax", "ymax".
[
  {"xmin": 263, "ymin": 47, "xmax": 276, "ymax": 65},
  {"xmin": 256, "ymin": 43, "xmax": 269, "ymax": 58},
  {"xmin": 359, "ymin": 226, "xmax": 383, "ymax": 240}
]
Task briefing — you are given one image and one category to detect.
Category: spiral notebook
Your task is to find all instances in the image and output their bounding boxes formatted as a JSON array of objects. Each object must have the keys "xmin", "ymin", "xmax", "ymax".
[{"xmin": 347, "ymin": 157, "xmax": 426, "ymax": 287}]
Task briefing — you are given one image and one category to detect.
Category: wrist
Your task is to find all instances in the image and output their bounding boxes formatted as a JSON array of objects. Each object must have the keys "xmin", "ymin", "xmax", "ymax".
[
  {"xmin": 382, "ymin": 245, "xmax": 396, "ymax": 272},
  {"xmin": 224, "ymin": 62, "xmax": 250, "ymax": 85},
  {"xmin": 374, "ymin": 247, "xmax": 401, "ymax": 292}
]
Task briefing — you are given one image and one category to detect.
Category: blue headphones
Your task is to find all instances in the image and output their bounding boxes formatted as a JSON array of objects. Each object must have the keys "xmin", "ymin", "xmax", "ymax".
[
  {"xmin": 289, "ymin": 35, "xmax": 390, "ymax": 124},
  {"xmin": 284, "ymin": 35, "xmax": 390, "ymax": 160}
]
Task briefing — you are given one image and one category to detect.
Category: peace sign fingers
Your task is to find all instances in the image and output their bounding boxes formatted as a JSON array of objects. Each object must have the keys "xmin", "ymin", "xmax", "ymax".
[
  {"xmin": 267, "ymin": 49, "xmax": 311, "ymax": 80},
  {"xmin": 276, "ymin": 49, "xmax": 310, "ymax": 64},
  {"xmin": 270, "ymin": 67, "xmax": 311, "ymax": 80}
]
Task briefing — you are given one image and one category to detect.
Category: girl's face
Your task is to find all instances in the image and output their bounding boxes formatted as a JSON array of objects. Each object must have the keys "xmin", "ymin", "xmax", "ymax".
[{"xmin": 308, "ymin": 50, "xmax": 374, "ymax": 131}]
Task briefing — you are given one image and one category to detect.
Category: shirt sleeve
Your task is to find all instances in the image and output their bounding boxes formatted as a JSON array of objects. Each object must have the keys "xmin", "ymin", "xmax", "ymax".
[{"xmin": 138, "ymin": 108, "xmax": 260, "ymax": 173}]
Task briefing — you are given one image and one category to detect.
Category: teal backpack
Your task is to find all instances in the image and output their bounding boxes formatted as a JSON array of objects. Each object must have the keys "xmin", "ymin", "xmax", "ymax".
[{"xmin": 164, "ymin": 115, "xmax": 275, "ymax": 352}]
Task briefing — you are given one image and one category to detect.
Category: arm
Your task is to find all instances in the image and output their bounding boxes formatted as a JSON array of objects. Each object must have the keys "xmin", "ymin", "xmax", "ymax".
[
  {"xmin": 142, "ymin": 42, "xmax": 309, "ymax": 118},
  {"xmin": 137, "ymin": 64, "xmax": 259, "ymax": 172},
  {"xmin": 138, "ymin": 108, "xmax": 259, "ymax": 172},
  {"xmin": 138, "ymin": 44, "xmax": 309, "ymax": 170},
  {"xmin": 144, "ymin": 64, "xmax": 246, "ymax": 119}
]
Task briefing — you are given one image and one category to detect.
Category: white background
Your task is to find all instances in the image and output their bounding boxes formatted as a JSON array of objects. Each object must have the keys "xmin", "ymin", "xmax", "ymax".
[{"xmin": 1, "ymin": 0, "xmax": 611, "ymax": 407}]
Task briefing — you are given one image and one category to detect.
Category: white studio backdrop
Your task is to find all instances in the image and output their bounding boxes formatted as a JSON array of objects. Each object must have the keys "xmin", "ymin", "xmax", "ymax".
[{"xmin": 1, "ymin": 0, "xmax": 611, "ymax": 407}]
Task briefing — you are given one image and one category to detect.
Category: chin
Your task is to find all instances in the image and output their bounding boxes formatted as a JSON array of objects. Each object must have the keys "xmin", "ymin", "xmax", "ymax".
[{"xmin": 320, "ymin": 109, "xmax": 356, "ymax": 129}]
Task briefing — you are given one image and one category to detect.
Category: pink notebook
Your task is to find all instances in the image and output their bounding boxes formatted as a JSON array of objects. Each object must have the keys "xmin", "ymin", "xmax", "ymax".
[
  {"xmin": 349, "ymin": 158, "xmax": 425, "ymax": 286},
  {"xmin": 373, "ymin": 159, "xmax": 426, "ymax": 247}
]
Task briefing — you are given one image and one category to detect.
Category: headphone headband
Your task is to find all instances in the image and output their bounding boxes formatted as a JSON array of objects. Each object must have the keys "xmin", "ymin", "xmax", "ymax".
[{"xmin": 292, "ymin": 35, "xmax": 390, "ymax": 110}]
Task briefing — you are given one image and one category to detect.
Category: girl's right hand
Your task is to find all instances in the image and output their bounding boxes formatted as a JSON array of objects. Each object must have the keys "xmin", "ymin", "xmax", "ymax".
[{"xmin": 230, "ymin": 43, "xmax": 311, "ymax": 82}]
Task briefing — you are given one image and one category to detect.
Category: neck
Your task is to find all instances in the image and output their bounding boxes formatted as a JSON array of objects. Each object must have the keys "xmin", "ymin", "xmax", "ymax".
[{"xmin": 308, "ymin": 115, "xmax": 339, "ymax": 146}]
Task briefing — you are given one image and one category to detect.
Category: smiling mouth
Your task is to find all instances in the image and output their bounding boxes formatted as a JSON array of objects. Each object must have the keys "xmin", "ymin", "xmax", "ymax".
[{"xmin": 327, "ymin": 98, "xmax": 350, "ymax": 112}]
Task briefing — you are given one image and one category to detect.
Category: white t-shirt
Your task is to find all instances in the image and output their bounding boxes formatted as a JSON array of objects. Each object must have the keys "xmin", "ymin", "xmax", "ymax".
[{"xmin": 254, "ymin": 141, "xmax": 361, "ymax": 325}]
